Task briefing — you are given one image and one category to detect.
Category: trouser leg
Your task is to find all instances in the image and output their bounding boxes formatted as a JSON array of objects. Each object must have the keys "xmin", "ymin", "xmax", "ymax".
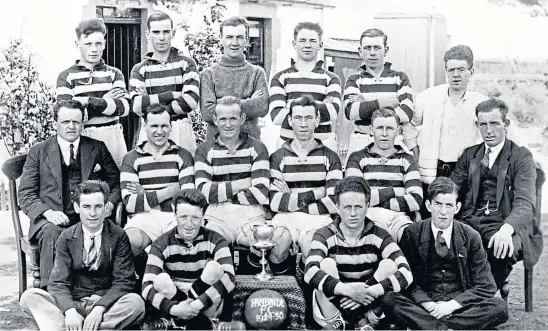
[
  {"xmin": 382, "ymin": 292, "xmax": 445, "ymax": 330},
  {"xmin": 99, "ymin": 293, "xmax": 146, "ymax": 330},
  {"xmin": 20, "ymin": 288, "xmax": 65, "ymax": 331},
  {"xmin": 445, "ymin": 297, "xmax": 508, "ymax": 330},
  {"xmin": 34, "ymin": 222, "xmax": 64, "ymax": 289}
]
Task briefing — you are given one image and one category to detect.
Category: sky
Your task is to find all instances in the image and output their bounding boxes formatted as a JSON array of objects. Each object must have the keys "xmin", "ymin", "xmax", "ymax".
[{"xmin": 325, "ymin": 0, "xmax": 548, "ymax": 61}]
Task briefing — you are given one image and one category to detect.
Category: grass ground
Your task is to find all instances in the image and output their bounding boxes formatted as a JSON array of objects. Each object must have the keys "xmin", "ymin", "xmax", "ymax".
[{"xmin": 0, "ymin": 212, "xmax": 546, "ymax": 330}]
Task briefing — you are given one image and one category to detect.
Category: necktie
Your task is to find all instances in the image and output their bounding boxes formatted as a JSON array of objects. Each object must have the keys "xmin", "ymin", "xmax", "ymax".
[
  {"xmin": 83, "ymin": 235, "xmax": 98, "ymax": 269},
  {"xmin": 480, "ymin": 148, "xmax": 491, "ymax": 169},
  {"xmin": 69, "ymin": 144, "xmax": 76, "ymax": 167},
  {"xmin": 435, "ymin": 231, "xmax": 449, "ymax": 258}
]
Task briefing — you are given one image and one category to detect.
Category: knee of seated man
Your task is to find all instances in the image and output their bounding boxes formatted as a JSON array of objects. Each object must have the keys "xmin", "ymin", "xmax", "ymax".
[
  {"xmin": 120, "ymin": 293, "xmax": 146, "ymax": 315},
  {"xmin": 39, "ymin": 222, "xmax": 63, "ymax": 239},
  {"xmin": 203, "ymin": 261, "xmax": 224, "ymax": 281},
  {"xmin": 20, "ymin": 288, "xmax": 45, "ymax": 310},
  {"xmin": 319, "ymin": 258, "xmax": 339, "ymax": 277},
  {"xmin": 375, "ymin": 259, "xmax": 398, "ymax": 280},
  {"xmin": 298, "ymin": 230, "xmax": 316, "ymax": 256}
]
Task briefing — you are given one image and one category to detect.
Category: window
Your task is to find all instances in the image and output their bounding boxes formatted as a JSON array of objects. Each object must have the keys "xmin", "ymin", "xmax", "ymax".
[{"xmin": 247, "ymin": 18, "xmax": 265, "ymax": 68}]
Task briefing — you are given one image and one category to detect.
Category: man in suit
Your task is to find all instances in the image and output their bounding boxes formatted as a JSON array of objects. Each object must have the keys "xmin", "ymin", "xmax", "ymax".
[
  {"xmin": 18, "ymin": 100, "xmax": 121, "ymax": 288},
  {"xmin": 20, "ymin": 180, "xmax": 145, "ymax": 330},
  {"xmin": 450, "ymin": 98, "xmax": 540, "ymax": 295},
  {"xmin": 382, "ymin": 177, "xmax": 508, "ymax": 330}
]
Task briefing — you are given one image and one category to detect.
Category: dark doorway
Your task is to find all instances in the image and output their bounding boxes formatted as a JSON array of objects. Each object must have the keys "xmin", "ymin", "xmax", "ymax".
[{"xmin": 98, "ymin": 6, "xmax": 143, "ymax": 149}]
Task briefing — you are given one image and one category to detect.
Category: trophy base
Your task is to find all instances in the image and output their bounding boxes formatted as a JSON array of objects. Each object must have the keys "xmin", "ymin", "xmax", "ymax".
[{"xmin": 255, "ymin": 272, "xmax": 273, "ymax": 281}]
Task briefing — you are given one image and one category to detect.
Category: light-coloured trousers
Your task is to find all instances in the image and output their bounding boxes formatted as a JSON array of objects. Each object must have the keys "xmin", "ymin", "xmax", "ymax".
[
  {"xmin": 82, "ymin": 123, "xmax": 127, "ymax": 167},
  {"xmin": 20, "ymin": 288, "xmax": 145, "ymax": 330}
]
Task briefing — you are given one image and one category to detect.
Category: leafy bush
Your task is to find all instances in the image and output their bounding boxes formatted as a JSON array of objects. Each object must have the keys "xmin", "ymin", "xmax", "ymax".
[{"xmin": 0, "ymin": 39, "xmax": 56, "ymax": 156}]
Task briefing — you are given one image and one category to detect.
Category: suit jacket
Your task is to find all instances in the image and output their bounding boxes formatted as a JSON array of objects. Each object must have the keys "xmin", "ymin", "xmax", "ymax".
[
  {"xmin": 400, "ymin": 219, "xmax": 497, "ymax": 307},
  {"xmin": 48, "ymin": 220, "xmax": 136, "ymax": 313},
  {"xmin": 18, "ymin": 136, "xmax": 121, "ymax": 239},
  {"xmin": 450, "ymin": 138, "xmax": 542, "ymax": 267}
]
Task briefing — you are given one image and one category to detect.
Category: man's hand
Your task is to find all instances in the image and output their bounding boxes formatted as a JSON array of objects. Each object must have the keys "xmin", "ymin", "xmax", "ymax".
[
  {"xmin": 65, "ymin": 308, "xmax": 85, "ymax": 331},
  {"xmin": 340, "ymin": 297, "xmax": 361, "ymax": 311},
  {"xmin": 430, "ymin": 301, "xmax": 459, "ymax": 319},
  {"xmin": 133, "ymin": 85, "xmax": 148, "ymax": 96},
  {"xmin": 377, "ymin": 97, "xmax": 400, "ymax": 110},
  {"xmin": 232, "ymin": 178, "xmax": 253, "ymax": 194},
  {"xmin": 488, "ymin": 223, "xmax": 515, "ymax": 259},
  {"xmin": 313, "ymin": 187, "xmax": 326, "ymax": 199},
  {"xmin": 323, "ymin": 96, "xmax": 336, "ymax": 104},
  {"xmin": 83, "ymin": 306, "xmax": 105, "ymax": 331},
  {"xmin": 170, "ymin": 299, "xmax": 200, "ymax": 320},
  {"xmin": 251, "ymin": 90, "xmax": 264, "ymax": 99},
  {"xmin": 104, "ymin": 201, "xmax": 114, "ymax": 218},
  {"xmin": 162, "ymin": 183, "xmax": 181, "ymax": 199},
  {"xmin": 103, "ymin": 88, "xmax": 127, "ymax": 99},
  {"xmin": 126, "ymin": 182, "xmax": 146, "ymax": 194},
  {"xmin": 348, "ymin": 94, "xmax": 365, "ymax": 103},
  {"xmin": 421, "ymin": 301, "xmax": 436, "ymax": 313},
  {"xmin": 43, "ymin": 210, "xmax": 70, "ymax": 226},
  {"xmin": 341, "ymin": 282, "xmax": 375, "ymax": 306},
  {"xmin": 271, "ymin": 178, "xmax": 290, "ymax": 193}
]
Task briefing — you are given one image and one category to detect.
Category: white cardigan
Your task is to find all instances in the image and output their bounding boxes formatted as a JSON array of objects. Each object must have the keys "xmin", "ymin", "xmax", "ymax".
[{"xmin": 413, "ymin": 84, "xmax": 524, "ymax": 184}]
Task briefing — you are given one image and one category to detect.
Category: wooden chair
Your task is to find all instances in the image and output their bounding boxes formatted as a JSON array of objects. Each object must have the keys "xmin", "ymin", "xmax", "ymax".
[
  {"xmin": 523, "ymin": 165, "xmax": 545, "ymax": 312},
  {"xmin": 2, "ymin": 154, "xmax": 124, "ymax": 298}
]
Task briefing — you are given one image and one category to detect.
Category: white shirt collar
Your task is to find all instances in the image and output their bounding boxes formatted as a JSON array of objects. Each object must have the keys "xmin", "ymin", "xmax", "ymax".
[
  {"xmin": 431, "ymin": 220, "xmax": 453, "ymax": 249},
  {"xmin": 485, "ymin": 139, "xmax": 505, "ymax": 168},
  {"xmin": 485, "ymin": 139, "xmax": 505, "ymax": 155},
  {"xmin": 57, "ymin": 135, "xmax": 80, "ymax": 151},
  {"xmin": 82, "ymin": 223, "xmax": 104, "ymax": 238}
]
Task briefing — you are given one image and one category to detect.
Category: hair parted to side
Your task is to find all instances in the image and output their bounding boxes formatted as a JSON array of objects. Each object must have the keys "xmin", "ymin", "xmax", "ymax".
[
  {"xmin": 174, "ymin": 189, "xmax": 209, "ymax": 214},
  {"xmin": 74, "ymin": 180, "xmax": 110, "ymax": 205},
  {"xmin": 75, "ymin": 19, "xmax": 107, "ymax": 39},
  {"xmin": 293, "ymin": 22, "xmax": 323, "ymax": 40},
  {"xmin": 371, "ymin": 108, "xmax": 401, "ymax": 126},
  {"xmin": 215, "ymin": 96, "xmax": 242, "ymax": 115},
  {"xmin": 220, "ymin": 16, "xmax": 249, "ymax": 37},
  {"xmin": 444, "ymin": 45, "xmax": 474, "ymax": 69},
  {"xmin": 288, "ymin": 94, "xmax": 320, "ymax": 117},
  {"xmin": 359, "ymin": 28, "xmax": 387, "ymax": 47},
  {"xmin": 475, "ymin": 98, "xmax": 509, "ymax": 122},
  {"xmin": 143, "ymin": 104, "xmax": 169, "ymax": 122},
  {"xmin": 334, "ymin": 177, "xmax": 371, "ymax": 204},
  {"xmin": 427, "ymin": 177, "xmax": 459, "ymax": 201},
  {"xmin": 147, "ymin": 11, "xmax": 173, "ymax": 29},
  {"xmin": 53, "ymin": 100, "xmax": 86, "ymax": 121}
]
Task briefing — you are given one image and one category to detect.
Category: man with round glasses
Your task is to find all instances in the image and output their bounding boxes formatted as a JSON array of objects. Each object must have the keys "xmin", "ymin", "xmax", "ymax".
[{"xmin": 410, "ymin": 45, "xmax": 524, "ymax": 190}]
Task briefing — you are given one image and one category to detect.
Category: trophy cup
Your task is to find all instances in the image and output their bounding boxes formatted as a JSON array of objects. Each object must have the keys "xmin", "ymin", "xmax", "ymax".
[{"xmin": 252, "ymin": 224, "xmax": 276, "ymax": 281}]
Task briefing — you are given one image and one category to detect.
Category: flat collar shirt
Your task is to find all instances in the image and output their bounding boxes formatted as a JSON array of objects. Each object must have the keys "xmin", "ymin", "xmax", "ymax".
[
  {"xmin": 438, "ymin": 91, "xmax": 472, "ymax": 162},
  {"xmin": 485, "ymin": 139, "xmax": 505, "ymax": 169},
  {"xmin": 431, "ymin": 221, "xmax": 453, "ymax": 249},
  {"xmin": 57, "ymin": 136, "xmax": 80, "ymax": 166}
]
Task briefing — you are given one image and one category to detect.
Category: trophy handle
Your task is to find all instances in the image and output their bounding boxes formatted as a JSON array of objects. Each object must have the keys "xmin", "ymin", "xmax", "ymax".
[{"xmin": 271, "ymin": 225, "xmax": 287, "ymax": 247}]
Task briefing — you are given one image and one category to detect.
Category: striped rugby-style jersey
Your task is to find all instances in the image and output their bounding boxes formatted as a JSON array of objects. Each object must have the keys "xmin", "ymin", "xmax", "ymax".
[
  {"xmin": 269, "ymin": 61, "xmax": 342, "ymax": 141},
  {"xmin": 346, "ymin": 144, "xmax": 423, "ymax": 212},
  {"xmin": 344, "ymin": 63, "xmax": 414, "ymax": 134},
  {"xmin": 304, "ymin": 217, "xmax": 413, "ymax": 298},
  {"xmin": 120, "ymin": 140, "xmax": 194, "ymax": 214},
  {"xmin": 195, "ymin": 133, "xmax": 270, "ymax": 205},
  {"xmin": 56, "ymin": 59, "xmax": 130, "ymax": 125},
  {"xmin": 269, "ymin": 140, "xmax": 342, "ymax": 215},
  {"xmin": 142, "ymin": 227, "xmax": 235, "ymax": 314},
  {"xmin": 129, "ymin": 48, "xmax": 200, "ymax": 119}
]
